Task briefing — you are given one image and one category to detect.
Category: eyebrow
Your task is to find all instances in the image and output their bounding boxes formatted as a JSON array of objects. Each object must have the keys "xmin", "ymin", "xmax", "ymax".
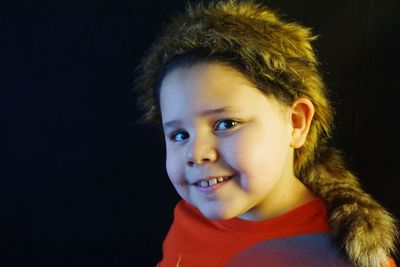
[{"xmin": 163, "ymin": 107, "xmax": 237, "ymax": 129}]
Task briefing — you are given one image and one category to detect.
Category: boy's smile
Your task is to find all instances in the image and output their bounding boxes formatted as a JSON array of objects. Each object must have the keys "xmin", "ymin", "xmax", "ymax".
[
  {"xmin": 159, "ymin": 62, "xmax": 315, "ymax": 221},
  {"xmin": 191, "ymin": 175, "xmax": 233, "ymax": 194}
]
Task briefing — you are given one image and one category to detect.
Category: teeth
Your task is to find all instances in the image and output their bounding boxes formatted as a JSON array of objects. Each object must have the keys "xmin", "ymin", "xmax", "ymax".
[
  {"xmin": 200, "ymin": 180, "xmax": 209, "ymax": 187},
  {"xmin": 209, "ymin": 178, "xmax": 217, "ymax": 186},
  {"xmin": 197, "ymin": 176, "xmax": 229, "ymax": 187}
]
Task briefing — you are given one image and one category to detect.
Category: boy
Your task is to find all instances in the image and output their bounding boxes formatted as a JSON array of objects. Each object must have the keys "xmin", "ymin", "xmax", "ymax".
[{"xmin": 134, "ymin": 1, "xmax": 397, "ymax": 266}]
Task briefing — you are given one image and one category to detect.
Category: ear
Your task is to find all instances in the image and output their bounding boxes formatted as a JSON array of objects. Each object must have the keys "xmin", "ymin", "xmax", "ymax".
[{"xmin": 290, "ymin": 98, "xmax": 315, "ymax": 148}]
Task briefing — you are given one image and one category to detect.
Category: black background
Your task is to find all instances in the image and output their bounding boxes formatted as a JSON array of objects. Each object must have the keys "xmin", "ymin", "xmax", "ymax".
[{"xmin": 2, "ymin": 0, "xmax": 399, "ymax": 266}]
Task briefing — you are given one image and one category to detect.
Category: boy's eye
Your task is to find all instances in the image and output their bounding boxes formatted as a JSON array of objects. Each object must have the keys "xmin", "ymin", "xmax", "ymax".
[
  {"xmin": 170, "ymin": 131, "xmax": 189, "ymax": 142},
  {"xmin": 214, "ymin": 119, "xmax": 239, "ymax": 131}
]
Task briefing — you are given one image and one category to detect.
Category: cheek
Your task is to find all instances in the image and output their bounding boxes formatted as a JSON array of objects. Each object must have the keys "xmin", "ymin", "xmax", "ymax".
[
  {"xmin": 165, "ymin": 151, "xmax": 190, "ymax": 200},
  {"xmin": 223, "ymin": 132, "xmax": 262, "ymax": 177},
  {"xmin": 165, "ymin": 151, "xmax": 184, "ymax": 184},
  {"xmin": 224, "ymin": 126, "xmax": 289, "ymax": 176}
]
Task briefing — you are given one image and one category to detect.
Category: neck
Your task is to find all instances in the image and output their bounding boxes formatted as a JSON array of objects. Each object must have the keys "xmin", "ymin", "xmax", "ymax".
[{"xmin": 239, "ymin": 176, "xmax": 316, "ymax": 221}]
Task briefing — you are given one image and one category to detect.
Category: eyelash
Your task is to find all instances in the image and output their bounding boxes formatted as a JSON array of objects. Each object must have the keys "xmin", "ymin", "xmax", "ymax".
[{"xmin": 169, "ymin": 119, "xmax": 240, "ymax": 142}]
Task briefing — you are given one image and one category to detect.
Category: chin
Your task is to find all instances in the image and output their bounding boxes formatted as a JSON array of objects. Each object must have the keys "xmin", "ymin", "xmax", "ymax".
[{"xmin": 200, "ymin": 207, "xmax": 238, "ymax": 221}]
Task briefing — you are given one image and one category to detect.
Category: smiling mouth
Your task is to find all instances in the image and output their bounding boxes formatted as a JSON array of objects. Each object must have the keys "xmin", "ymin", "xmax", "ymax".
[{"xmin": 194, "ymin": 176, "xmax": 232, "ymax": 188}]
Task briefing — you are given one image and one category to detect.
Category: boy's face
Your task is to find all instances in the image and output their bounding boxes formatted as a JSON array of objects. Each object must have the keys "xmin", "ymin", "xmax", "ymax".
[{"xmin": 159, "ymin": 62, "xmax": 301, "ymax": 221}]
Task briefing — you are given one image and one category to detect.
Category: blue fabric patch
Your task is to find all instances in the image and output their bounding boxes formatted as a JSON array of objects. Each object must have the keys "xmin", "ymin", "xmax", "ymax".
[{"xmin": 226, "ymin": 233, "xmax": 355, "ymax": 267}]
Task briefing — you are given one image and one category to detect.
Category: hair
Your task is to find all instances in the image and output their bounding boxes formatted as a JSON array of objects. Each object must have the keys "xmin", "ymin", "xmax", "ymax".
[{"xmin": 134, "ymin": 1, "xmax": 397, "ymax": 266}]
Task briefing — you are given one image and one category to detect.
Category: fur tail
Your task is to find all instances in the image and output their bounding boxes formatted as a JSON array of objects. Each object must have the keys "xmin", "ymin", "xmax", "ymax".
[{"xmin": 300, "ymin": 141, "xmax": 398, "ymax": 267}]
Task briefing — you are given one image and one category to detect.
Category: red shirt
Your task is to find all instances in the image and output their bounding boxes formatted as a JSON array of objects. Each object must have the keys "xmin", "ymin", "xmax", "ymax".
[{"xmin": 158, "ymin": 198, "xmax": 396, "ymax": 267}]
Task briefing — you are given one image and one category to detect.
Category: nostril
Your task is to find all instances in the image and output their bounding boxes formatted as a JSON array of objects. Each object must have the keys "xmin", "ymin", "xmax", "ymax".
[
  {"xmin": 187, "ymin": 158, "xmax": 206, "ymax": 166},
  {"xmin": 186, "ymin": 137, "xmax": 218, "ymax": 165},
  {"xmin": 191, "ymin": 158, "xmax": 217, "ymax": 166}
]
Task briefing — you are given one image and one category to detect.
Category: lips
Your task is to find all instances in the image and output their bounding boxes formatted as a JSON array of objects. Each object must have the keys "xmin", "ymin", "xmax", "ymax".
[{"xmin": 192, "ymin": 176, "xmax": 232, "ymax": 188}]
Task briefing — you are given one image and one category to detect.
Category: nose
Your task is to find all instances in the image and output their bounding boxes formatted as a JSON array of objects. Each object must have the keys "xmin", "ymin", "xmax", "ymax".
[{"xmin": 186, "ymin": 133, "xmax": 218, "ymax": 166}]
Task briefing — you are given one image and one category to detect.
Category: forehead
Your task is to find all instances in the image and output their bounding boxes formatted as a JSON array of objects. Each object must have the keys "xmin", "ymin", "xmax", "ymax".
[
  {"xmin": 159, "ymin": 62, "xmax": 284, "ymax": 125},
  {"xmin": 160, "ymin": 62, "xmax": 263, "ymax": 104}
]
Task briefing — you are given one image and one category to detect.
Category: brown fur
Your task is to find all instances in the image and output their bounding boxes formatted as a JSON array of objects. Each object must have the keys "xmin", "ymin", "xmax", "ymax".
[
  {"xmin": 134, "ymin": 1, "xmax": 398, "ymax": 266},
  {"xmin": 304, "ymin": 141, "xmax": 398, "ymax": 266}
]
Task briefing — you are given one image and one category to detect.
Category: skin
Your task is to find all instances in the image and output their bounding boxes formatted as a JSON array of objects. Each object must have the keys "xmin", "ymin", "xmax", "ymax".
[{"xmin": 159, "ymin": 62, "xmax": 316, "ymax": 221}]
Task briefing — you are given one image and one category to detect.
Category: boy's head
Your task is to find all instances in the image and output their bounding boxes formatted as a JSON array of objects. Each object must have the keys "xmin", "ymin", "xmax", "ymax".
[
  {"xmin": 135, "ymin": 0, "xmax": 333, "ymax": 178},
  {"xmin": 159, "ymin": 61, "xmax": 315, "ymax": 220}
]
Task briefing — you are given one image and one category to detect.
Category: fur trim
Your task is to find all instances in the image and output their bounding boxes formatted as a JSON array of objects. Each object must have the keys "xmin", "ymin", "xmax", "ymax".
[{"xmin": 302, "ymin": 141, "xmax": 398, "ymax": 267}]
